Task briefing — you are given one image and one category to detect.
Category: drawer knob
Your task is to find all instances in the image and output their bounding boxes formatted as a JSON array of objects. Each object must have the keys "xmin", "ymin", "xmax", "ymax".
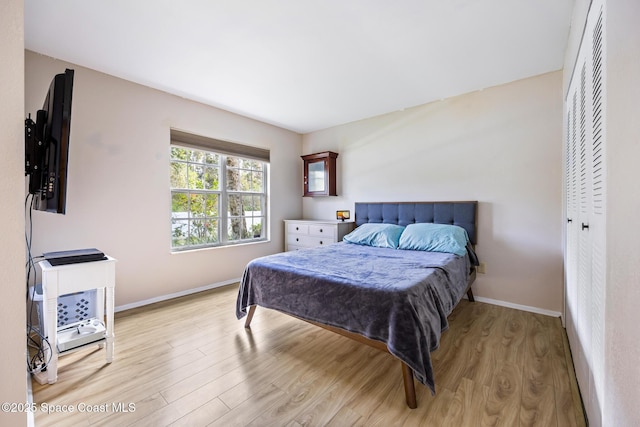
[
  {"xmin": 320, "ymin": 241, "xmax": 323, "ymax": 245},
  {"xmin": 296, "ymin": 238, "xmax": 299, "ymax": 241},
  {"xmin": 319, "ymin": 228, "xmax": 323, "ymax": 233},
  {"xmin": 296, "ymin": 227, "xmax": 299, "ymax": 231}
]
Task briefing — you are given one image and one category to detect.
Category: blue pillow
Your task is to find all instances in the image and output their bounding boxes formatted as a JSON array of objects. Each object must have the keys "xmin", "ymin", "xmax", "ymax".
[
  {"xmin": 343, "ymin": 223, "xmax": 405, "ymax": 249},
  {"xmin": 398, "ymin": 223, "xmax": 469, "ymax": 256}
]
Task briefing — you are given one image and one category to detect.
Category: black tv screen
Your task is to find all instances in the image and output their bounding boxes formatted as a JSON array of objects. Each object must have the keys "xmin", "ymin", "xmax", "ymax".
[{"xmin": 25, "ymin": 69, "xmax": 74, "ymax": 214}]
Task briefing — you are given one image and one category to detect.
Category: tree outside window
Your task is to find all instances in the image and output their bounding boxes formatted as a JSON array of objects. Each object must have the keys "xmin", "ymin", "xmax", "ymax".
[{"xmin": 170, "ymin": 146, "xmax": 267, "ymax": 250}]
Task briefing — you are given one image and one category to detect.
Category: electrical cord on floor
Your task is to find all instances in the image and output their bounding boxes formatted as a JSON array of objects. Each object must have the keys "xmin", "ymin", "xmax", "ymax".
[{"xmin": 27, "ymin": 323, "xmax": 51, "ymax": 374}]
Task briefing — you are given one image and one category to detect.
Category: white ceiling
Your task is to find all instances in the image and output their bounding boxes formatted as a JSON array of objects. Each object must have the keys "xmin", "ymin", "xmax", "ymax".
[{"xmin": 25, "ymin": 0, "xmax": 575, "ymax": 134}]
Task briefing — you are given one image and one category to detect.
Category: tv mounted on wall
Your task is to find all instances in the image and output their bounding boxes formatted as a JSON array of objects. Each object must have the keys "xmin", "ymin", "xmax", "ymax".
[{"xmin": 25, "ymin": 68, "xmax": 74, "ymax": 214}]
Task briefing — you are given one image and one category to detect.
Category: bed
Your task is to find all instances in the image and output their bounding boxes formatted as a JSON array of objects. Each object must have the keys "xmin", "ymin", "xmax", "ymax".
[{"xmin": 236, "ymin": 201, "xmax": 479, "ymax": 408}]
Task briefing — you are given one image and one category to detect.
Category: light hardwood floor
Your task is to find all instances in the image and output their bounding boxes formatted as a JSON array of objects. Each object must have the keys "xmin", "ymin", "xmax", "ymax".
[{"xmin": 32, "ymin": 284, "xmax": 586, "ymax": 426}]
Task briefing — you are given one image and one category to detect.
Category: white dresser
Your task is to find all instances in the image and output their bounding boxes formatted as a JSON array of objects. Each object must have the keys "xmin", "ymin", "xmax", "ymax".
[{"xmin": 284, "ymin": 219, "xmax": 355, "ymax": 251}]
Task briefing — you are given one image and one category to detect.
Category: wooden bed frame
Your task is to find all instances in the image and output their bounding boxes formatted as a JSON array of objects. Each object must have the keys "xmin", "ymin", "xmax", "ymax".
[{"xmin": 242, "ymin": 201, "xmax": 478, "ymax": 408}]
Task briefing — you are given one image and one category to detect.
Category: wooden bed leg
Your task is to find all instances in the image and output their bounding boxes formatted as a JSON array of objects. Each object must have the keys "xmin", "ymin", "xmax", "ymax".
[
  {"xmin": 466, "ymin": 267, "xmax": 477, "ymax": 302},
  {"xmin": 467, "ymin": 288, "xmax": 475, "ymax": 302},
  {"xmin": 401, "ymin": 362, "xmax": 417, "ymax": 409},
  {"xmin": 244, "ymin": 305, "xmax": 257, "ymax": 329}
]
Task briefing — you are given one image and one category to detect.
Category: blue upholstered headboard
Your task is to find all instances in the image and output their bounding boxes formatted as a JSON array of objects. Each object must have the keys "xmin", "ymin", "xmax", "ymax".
[{"xmin": 354, "ymin": 201, "xmax": 478, "ymax": 245}]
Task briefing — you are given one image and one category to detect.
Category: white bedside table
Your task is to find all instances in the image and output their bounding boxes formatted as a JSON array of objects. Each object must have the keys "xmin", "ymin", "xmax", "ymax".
[
  {"xmin": 35, "ymin": 255, "xmax": 116, "ymax": 384},
  {"xmin": 284, "ymin": 219, "xmax": 355, "ymax": 251}
]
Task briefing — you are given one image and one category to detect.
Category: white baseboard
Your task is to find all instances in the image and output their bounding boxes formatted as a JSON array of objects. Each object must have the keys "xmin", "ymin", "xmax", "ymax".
[
  {"xmin": 26, "ymin": 369, "xmax": 34, "ymax": 427},
  {"xmin": 114, "ymin": 278, "xmax": 240, "ymax": 313},
  {"xmin": 466, "ymin": 295, "xmax": 562, "ymax": 318}
]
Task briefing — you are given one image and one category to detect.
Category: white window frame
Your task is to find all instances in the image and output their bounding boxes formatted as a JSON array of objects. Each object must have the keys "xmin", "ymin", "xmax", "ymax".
[{"xmin": 169, "ymin": 131, "xmax": 269, "ymax": 251}]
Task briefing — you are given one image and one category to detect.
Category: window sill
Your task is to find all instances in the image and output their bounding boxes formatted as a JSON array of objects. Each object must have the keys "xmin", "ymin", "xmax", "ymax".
[{"xmin": 170, "ymin": 238, "xmax": 270, "ymax": 254}]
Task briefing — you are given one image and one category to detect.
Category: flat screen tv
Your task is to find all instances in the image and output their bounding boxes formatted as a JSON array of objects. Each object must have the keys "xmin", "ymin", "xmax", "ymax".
[{"xmin": 25, "ymin": 68, "xmax": 74, "ymax": 214}]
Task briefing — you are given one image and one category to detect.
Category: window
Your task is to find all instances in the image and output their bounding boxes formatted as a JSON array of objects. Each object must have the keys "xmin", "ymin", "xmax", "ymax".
[{"xmin": 169, "ymin": 130, "xmax": 269, "ymax": 251}]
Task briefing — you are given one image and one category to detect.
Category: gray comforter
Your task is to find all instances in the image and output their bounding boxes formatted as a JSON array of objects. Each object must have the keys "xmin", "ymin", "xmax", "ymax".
[{"xmin": 236, "ymin": 242, "xmax": 471, "ymax": 393}]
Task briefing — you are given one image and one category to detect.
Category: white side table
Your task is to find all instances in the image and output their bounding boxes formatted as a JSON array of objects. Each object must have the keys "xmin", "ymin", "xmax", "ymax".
[
  {"xmin": 36, "ymin": 255, "xmax": 116, "ymax": 384},
  {"xmin": 284, "ymin": 219, "xmax": 355, "ymax": 251}
]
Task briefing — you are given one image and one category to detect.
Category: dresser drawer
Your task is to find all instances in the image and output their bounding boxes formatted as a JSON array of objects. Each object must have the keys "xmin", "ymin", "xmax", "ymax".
[
  {"xmin": 287, "ymin": 223, "xmax": 309, "ymax": 235},
  {"xmin": 287, "ymin": 234, "xmax": 335, "ymax": 248},
  {"xmin": 286, "ymin": 244, "xmax": 307, "ymax": 251},
  {"xmin": 308, "ymin": 224, "xmax": 336, "ymax": 238}
]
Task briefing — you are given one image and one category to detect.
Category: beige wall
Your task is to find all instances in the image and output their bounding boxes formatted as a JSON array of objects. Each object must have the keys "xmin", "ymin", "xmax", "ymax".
[
  {"xmin": 302, "ymin": 72, "xmax": 564, "ymax": 313},
  {"xmin": 25, "ymin": 51, "xmax": 302, "ymax": 307},
  {"xmin": 0, "ymin": 0, "xmax": 28, "ymax": 425}
]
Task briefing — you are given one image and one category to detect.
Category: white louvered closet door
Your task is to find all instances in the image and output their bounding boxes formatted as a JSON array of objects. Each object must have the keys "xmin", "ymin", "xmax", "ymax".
[
  {"xmin": 588, "ymin": 6, "xmax": 606, "ymax": 423},
  {"xmin": 564, "ymin": 84, "xmax": 579, "ymax": 392},
  {"xmin": 564, "ymin": 0, "xmax": 606, "ymax": 425}
]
